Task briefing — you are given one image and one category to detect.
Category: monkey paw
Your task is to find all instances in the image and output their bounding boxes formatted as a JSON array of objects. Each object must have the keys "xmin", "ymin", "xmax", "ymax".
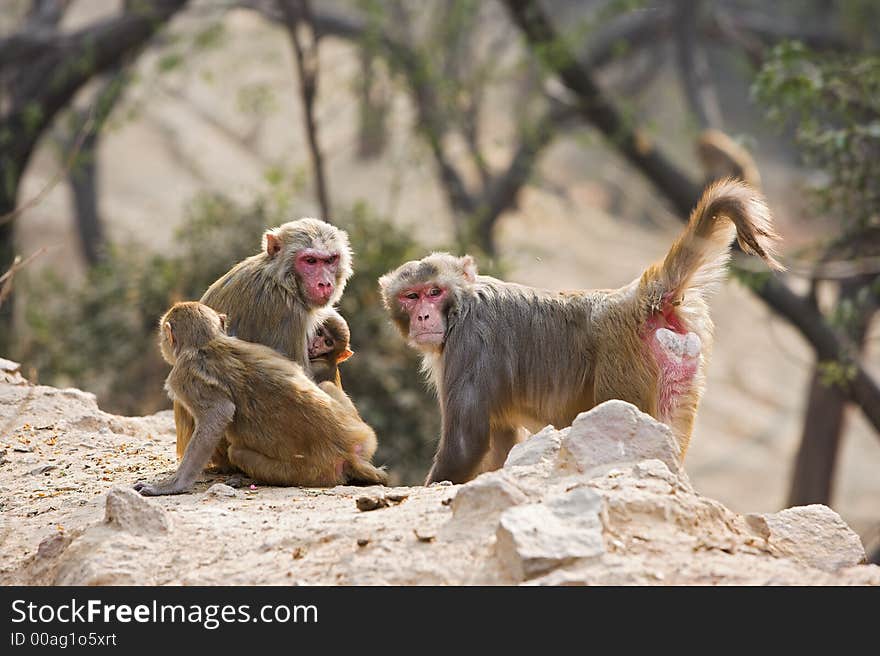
[{"xmin": 134, "ymin": 480, "xmax": 187, "ymax": 496}]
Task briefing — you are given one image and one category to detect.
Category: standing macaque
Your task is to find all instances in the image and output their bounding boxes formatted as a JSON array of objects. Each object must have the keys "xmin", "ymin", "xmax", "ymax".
[
  {"xmin": 135, "ymin": 302, "xmax": 386, "ymax": 496},
  {"xmin": 174, "ymin": 218, "xmax": 353, "ymax": 469},
  {"xmin": 380, "ymin": 179, "xmax": 784, "ymax": 484},
  {"xmin": 308, "ymin": 308, "xmax": 354, "ymax": 387}
]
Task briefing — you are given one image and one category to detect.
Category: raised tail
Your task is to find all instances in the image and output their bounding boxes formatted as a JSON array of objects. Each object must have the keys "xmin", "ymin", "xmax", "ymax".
[{"xmin": 640, "ymin": 178, "xmax": 784, "ymax": 308}]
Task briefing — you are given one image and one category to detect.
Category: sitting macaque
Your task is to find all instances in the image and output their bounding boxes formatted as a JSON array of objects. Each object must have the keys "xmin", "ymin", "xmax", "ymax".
[
  {"xmin": 380, "ymin": 178, "xmax": 784, "ymax": 484},
  {"xmin": 134, "ymin": 302, "xmax": 386, "ymax": 496},
  {"xmin": 308, "ymin": 308, "xmax": 354, "ymax": 388},
  {"xmin": 175, "ymin": 217, "xmax": 354, "ymax": 471}
]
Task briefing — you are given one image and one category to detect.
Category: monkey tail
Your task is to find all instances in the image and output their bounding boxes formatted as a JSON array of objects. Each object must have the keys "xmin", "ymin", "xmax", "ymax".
[
  {"xmin": 641, "ymin": 178, "xmax": 784, "ymax": 306},
  {"xmin": 345, "ymin": 458, "xmax": 389, "ymax": 486}
]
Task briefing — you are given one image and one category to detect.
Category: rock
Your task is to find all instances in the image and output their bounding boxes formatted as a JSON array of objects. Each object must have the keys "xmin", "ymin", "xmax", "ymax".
[
  {"xmin": 13, "ymin": 445, "xmax": 33, "ymax": 453},
  {"xmin": 28, "ymin": 464, "xmax": 56, "ymax": 476},
  {"xmin": 386, "ymin": 491, "xmax": 409, "ymax": 503},
  {"xmin": 413, "ymin": 527, "xmax": 436, "ymax": 543},
  {"xmin": 104, "ymin": 487, "xmax": 171, "ymax": 535},
  {"xmin": 450, "ymin": 470, "xmax": 529, "ymax": 522},
  {"xmin": 0, "ymin": 358, "xmax": 20, "ymax": 373},
  {"xmin": 206, "ymin": 483, "xmax": 236, "ymax": 498},
  {"xmin": 557, "ymin": 401, "xmax": 681, "ymax": 476},
  {"xmin": 356, "ymin": 493, "xmax": 389, "ymax": 511},
  {"xmin": 37, "ymin": 532, "xmax": 72, "ymax": 560},
  {"xmin": 756, "ymin": 505, "xmax": 866, "ymax": 572},
  {"xmin": 496, "ymin": 487, "xmax": 605, "ymax": 581},
  {"xmin": 504, "ymin": 425, "xmax": 563, "ymax": 468}
]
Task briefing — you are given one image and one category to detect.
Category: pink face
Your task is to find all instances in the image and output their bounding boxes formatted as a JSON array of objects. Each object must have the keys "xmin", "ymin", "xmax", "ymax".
[
  {"xmin": 398, "ymin": 284, "xmax": 448, "ymax": 346},
  {"xmin": 294, "ymin": 249, "xmax": 340, "ymax": 306},
  {"xmin": 308, "ymin": 327, "xmax": 335, "ymax": 358}
]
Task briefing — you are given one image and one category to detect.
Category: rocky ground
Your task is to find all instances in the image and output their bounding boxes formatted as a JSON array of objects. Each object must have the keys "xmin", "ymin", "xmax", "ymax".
[{"xmin": 1, "ymin": 361, "xmax": 877, "ymax": 586}]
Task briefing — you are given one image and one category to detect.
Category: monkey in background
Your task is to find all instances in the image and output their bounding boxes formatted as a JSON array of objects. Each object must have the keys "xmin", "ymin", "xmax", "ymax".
[
  {"xmin": 308, "ymin": 308, "xmax": 354, "ymax": 388},
  {"xmin": 135, "ymin": 302, "xmax": 386, "ymax": 496},
  {"xmin": 174, "ymin": 218, "xmax": 353, "ymax": 470},
  {"xmin": 380, "ymin": 178, "xmax": 784, "ymax": 485}
]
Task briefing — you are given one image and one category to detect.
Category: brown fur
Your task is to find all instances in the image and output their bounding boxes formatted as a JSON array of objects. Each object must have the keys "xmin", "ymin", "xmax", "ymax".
[
  {"xmin": 309, "ymin": 308, "xmax": 353, "ymax": 388},
  {"xmin": 135, "ymin": 302, "xmax": 386, "ymax": 495},
  {"xmin": 174, "ymin": 218, "xmax": 353, "ymax": 469},
  {"xmin": 380, "ymin": 179, "xmax": 783, "ymax": 484}
]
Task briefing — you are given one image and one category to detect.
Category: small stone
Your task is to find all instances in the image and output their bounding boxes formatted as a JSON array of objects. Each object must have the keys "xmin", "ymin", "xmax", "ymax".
[
  {"xmin": 13, "ymin": 445, "xmax": 33, "ymax": 453},
  {"xmin": 413, "ymin": 527, "xmax": 435, "ymax": 543},
  {"xmin": 206, "ymin": 483, "xmax": 236, "ymax": 498},
  {"xmin": 105, "ymin": 487, "xmax": 171, "ymax": 535},
  {"xmin": 28, "ymin": 464, "xmax": 56, "ymax": 476},
  {"xmin": 386, "ymin": 491, "xmax": 409, "ymax": 503},
  {"xmin": 356, "ymin": 493, "xmax": 389, "ymax": 511},
  {"xmin": 356, "ymin": 538, "xmax": 370, "ymax": 547},
  {"xmin": 451, "ymin": 470, "xmax": 529, "ymax": 522},
  {"xmin": 37, "ymin": 532, "xmax": 71, "ymax": 559}
]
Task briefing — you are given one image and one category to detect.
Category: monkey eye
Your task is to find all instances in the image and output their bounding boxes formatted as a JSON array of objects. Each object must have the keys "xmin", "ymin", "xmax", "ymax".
[
  {"xmin": 315, "ymin": 328, "xmax": 323, "ymax": 337},
  {"xmin": 325, "ymin": 338, "xmax": 334, "ymax": 347},
  {"xmin": 325, "ymin": 255, "xmax": 338, "ymax": 264},
  {"xmin": 429, "ymin": 288, "xmax": 442, "ymax": 297},
  {"xmin": 305, "ymin": 256, "xmax": 317, "ymax": 265},
  {"xmin": 405, "ymin": 292, "xmax": 419, "ymax": 300}
]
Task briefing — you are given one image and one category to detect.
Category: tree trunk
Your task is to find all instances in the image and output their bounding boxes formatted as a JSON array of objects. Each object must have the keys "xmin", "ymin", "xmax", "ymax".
[{"xmin": 788, "ymin": 279, "xmax": 876, "ymax": 506}]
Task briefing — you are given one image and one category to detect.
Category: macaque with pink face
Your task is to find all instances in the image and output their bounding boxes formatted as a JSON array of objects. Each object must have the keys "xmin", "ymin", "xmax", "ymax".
[
  {"xmin": 381, "ymin": 180, "xmax": 783, "ymax": 485},
  {"xmin": 308, "ymin": 308, "xmax": 355, "ymax": 387},
  {"xmin": 174, "ymin": 217, "xmax": 353, "ymax": 467}
]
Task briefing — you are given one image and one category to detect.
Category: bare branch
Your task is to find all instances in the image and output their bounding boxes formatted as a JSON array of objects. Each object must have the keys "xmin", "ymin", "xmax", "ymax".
[
  {"xmin": 673, "ymin": 0, "xmax": 723, "ymax": 130},
  {"xmin": 277, "ymin": 0, "xmax": 331, "ymax": 219},
  {"xmin": 0, "ymin": 247, "xmax": 47, "ymax": 307}
]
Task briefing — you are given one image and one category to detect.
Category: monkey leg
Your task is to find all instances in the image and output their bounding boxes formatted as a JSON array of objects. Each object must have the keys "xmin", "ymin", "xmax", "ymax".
[
  {"xmin": 174, "ymin": 400, "xmax": 194, "ymax": 460},
  {"xmin": 174, "ymin": 400, "xmax": 236, "ymax": 472},
  {"xmin": 426, "ymin": 385, "xmax": 490, "ymax": 485},
  {"xmin": 344, "ymin": 457, "xmax": 388, "ymax": 486},
  {"xmin": 227, "ymin": 445, "xmax": 340, "ymax": 487},
  {"xmin": 136, "ymin": 399, "xmax": 234, "ymax": 496},
  {"xmin": 478, "ymin": 425, "xmax": 520, "ymax": 473}
]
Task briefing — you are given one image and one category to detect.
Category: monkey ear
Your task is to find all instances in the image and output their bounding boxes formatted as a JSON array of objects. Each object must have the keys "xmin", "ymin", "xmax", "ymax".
[
  {"xmin": 217, "ymin": 313, "xmax": 228, "ymax": 333},
  {"xmin": 264, "ymin": 231, "xmax": 282, "ymax": 258},
  {"xmin": 163, "ymin": 321, "xmax": 174, "ymax": 347},
  {"xmin": 459, "ymin": 255, "xmax": 478, "ymax": 283},
  {"xmin": 336, "ymin": 347, "xmax": 354, "ymax": 363}
]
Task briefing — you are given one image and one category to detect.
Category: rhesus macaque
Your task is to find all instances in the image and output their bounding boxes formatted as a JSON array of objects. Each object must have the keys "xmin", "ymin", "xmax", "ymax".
[
  {"xmin": 697, "ymin": 129, "xmax": 762, "ymax": 190},
  {"xmin": 308, "ymin": 308, "xmax": 354, "ymax": 387},
  {"xmin": 135, "ymin": 302, "xmax": 386, "ymax": 496},
  {"xmin": 174, "ymin": 218, "xmax": 353, "ymax": 469},
  {"xmin": 380, "ymin": 179, "xmax": 784, "ymax": 484}
]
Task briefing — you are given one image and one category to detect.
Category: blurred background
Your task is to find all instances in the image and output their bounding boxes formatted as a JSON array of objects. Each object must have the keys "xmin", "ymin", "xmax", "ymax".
[{"xmin": 1, "ymin": 0, "xmax": 877, "ymax": 558}]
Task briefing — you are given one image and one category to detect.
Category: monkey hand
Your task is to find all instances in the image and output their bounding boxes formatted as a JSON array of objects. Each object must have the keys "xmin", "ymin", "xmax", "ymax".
[{"xmin": 134, "ymin": 476, "xmax": 190, "ymax": 496}]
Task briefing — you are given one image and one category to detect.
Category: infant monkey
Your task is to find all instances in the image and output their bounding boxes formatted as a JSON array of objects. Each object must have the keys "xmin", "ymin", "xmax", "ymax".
[
  {"xmin": 135, "ymin": 302, "xmax": 386, "ymax": 495},
  {"xmin": 308, "ymin": 308, "xmax": 354, "ymax": 388}
]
